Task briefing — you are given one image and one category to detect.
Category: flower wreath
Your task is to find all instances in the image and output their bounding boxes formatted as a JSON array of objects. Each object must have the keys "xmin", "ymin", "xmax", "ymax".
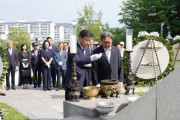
[
  {"xmin": 124, "ymin": 31, "xmax": 174, "ymax": 84},
  {"xmin": 173, "ymin": 35, "xmax": 180, "ymax": 45}
]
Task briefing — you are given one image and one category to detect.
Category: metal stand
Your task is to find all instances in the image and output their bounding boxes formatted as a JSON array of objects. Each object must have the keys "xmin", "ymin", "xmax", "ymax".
[
  {"xmin": 173, "ymin": 43, "xmax": 180, "ymax": 67},
  {"xmin": 69, "ymin": 53, "xmax": 80, "ymax": 102},
  {"xmin": 125, "ymin": 51, "xmax": 135, "ymax": 95},
  {"xmin": 135, "ymin": 39, "xmax": 162, "ymax": 89},
  {"xmin": 0, "ymin": 109, "xmax": 4, "ymax": 120}
]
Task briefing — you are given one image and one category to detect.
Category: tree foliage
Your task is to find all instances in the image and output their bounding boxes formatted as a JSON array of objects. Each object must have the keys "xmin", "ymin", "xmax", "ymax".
[
  {"xmin": 7, "ymin": 27, "xmax": 30, "ymax": 51},
  {"xmin": 119, "ymin": 0, "xmax": 180, "ymax": 38},
  {"xmin": 76, "ymin": 2, "xmax": 109, "ymax": 42},
  {"xmin": 0, "ymin": 46, "xmax": 8, "ymax": 85},
  {"xmin": 111, "ymin": 28, "xmax": 126, "ymax": 46}
]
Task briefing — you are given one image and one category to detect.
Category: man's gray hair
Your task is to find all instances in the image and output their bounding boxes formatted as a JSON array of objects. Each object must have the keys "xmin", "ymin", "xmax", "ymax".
[
  {"xmin": 7, "ymin": 40, "xmax": 13, "ymax": 45},
  {"xmin": 100, "ymin": 32, "xmax": 113, "ymax": 41}
]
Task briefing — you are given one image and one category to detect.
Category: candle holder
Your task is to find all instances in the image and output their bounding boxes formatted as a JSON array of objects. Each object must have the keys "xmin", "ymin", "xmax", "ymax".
[
  {"xmin": 69, "ymin": 53, "xmax": 80, "ymax": 102},
  {"xmin": 125, "ymin": 51, "xmax": 135, "ymax": 95},
  {"xmin": 69, "ymin": 21, "xmax": 80, "ymax": 102}
]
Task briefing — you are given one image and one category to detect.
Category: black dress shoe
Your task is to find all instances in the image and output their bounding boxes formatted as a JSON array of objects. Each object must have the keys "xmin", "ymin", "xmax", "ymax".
[
  {"xmin": 43, "ymin": 89, "xmax": 47, "ymax": 91},
  {"xmin": 56, "ymin": 88, "xmax": 60, "ymax": 91},
  {"xmin": 34, "ymin": 85, "xmax": 37, "ymax": 88},
  {"xmin": 38, "ymin": 85, "xmax": 41, "ymax": 88},
  {"xmin": 0, "ymin": 93, "xmax": 6, "ymax": 96},
  {"xmin": 6, "ymin": 88, "xmax": 10, "ymax": 90},
  {"xmin": 12, "ymin": 87, "xmax": 16, "ymax": 90}
]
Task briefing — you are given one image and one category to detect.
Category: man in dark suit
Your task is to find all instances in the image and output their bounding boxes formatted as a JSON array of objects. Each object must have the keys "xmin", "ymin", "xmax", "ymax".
[
  {"xmin": 63, "ymin": 42, "xmax": 69, "ymax": 52},
  {"xmin": 30, "ymin": 42, "xmax": 42, "ymax": 88},
  {"xmin": 47, "ymin": 37, "xmax": 57, "ymax": 88},
  {"xmin": 93, "ymin": 32, "xmax": 124, "ymax": 87},
  {"xmin": 6, "ymin": 40, "xmax": 18, "ymax": 90},
  {"xmin": 65, "ymin": 29, "xmax": 102, "ymax": 100}
]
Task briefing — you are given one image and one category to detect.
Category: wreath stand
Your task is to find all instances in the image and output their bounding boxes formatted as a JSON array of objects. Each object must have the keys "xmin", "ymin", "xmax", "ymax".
[{"xmin": 134, "ymin": 39, "xmax": 161, "ymax": 88}]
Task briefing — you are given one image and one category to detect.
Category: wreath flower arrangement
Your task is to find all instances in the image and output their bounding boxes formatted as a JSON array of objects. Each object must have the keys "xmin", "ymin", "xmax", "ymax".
[
  {"xmin": 124, "ymin": 31, "xmax": 174, "ymax": 85},
  {"xmin": 173, "ymin": 35, "xmax": 180, "ymax": 45}
]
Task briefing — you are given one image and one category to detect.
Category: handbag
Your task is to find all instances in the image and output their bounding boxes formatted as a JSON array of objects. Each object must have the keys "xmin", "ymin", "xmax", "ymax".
[{"xmin": 21, "ymin": 69, "xmax": 30, "ymax": 77}]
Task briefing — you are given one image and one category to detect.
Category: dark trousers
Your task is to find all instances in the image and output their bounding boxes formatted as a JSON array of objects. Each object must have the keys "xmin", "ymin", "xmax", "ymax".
[
  {"xmin": 56, "ymin": 69, "xmax": 62, "ymax": 88},
  {"xmin": 32, "ymin": 65, "xmax": 41, "ymax": 86},
  {"xmin": 65, "ymin": 87, "xmax": 71, "ymax": 100},
  {"xmin": 56, "ymin": 68, "xmax": 66, "ymax": 88},
  {"xmin": 51, "ymin": 65, "xmax": 56, "ymax": 87},
  {"xmin": 6, "ymin": 65, "xmax": 15, "ymax": 88},
  {"xmin": 42, "ymin": 66, "xmax": 51, "ymax": 90},
  {"xmin": 62, "ymin": 70, "xmax": 66, "ymax": 86}
]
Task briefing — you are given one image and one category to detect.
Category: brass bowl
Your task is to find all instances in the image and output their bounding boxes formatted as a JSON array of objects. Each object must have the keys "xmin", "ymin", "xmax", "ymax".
[
  {"xmin": 100, "ymin": 79, "xmax": 119, "ymax": 85},
  {"xmin": 82, "ymin": 86, "xmax": 100, "ymax": 100}
]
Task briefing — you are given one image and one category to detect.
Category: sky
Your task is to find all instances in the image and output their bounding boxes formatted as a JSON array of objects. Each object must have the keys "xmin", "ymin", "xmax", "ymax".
[{"xmin": 0, "ymin": 0, "xmax": 123, "ymax": 28}]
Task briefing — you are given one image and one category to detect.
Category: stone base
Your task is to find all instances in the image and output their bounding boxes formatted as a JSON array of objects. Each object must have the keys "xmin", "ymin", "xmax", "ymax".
[{"xmin": 63, "ymin": 91, "xmax": 139, "ymax": 118}]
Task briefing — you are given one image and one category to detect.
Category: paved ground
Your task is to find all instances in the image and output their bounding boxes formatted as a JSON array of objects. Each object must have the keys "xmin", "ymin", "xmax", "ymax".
[
  {"xmin": 0, "ymin": 85, "xmax": 149, "ymax": 120},
  {"xmin": 0, "ymin": 85, "xmax": 65, "ymax": 120},
  {"xmin": 0, "ymin": 71, "xmax": 150, "ymax": 120}
]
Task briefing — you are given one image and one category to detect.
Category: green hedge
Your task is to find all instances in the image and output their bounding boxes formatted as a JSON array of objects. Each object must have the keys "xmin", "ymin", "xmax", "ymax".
[{"xmin": 0, "ymin": 47, "xmax": 8, "ymax": 85}]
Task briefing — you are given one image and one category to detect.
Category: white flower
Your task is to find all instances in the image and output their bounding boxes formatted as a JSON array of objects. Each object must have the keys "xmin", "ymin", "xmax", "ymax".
[
  {"xmin": 173, "ymin": 35, "xmax": 180, "ymax": 40},
  {"xmin": 138, "ymin": 31, "xmax": 149, "ymax": 37},
  {"xmin": 149, "ymin": 32, "xmax": 159, "ymax": 37}
]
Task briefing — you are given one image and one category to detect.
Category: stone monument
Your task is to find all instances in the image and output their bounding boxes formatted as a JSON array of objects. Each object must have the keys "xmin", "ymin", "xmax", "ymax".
[{"xmin": 111, "ymin": 67, "xmax": 180, "ymax": 120}]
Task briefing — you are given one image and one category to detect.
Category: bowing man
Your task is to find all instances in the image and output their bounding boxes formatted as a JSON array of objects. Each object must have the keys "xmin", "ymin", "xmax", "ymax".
[
  {"xmin": 65, "ymin": 29, "xmax": 102, "ymax": 100},
  {"xmin": 93, "ymin": 32, "xmax": 124, "ymax": 87}
]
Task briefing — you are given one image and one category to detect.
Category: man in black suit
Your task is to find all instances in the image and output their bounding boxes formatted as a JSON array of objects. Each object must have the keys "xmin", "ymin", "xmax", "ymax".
[
  {"xmin": 65, "ymin": 29, "xmax": 102, "ymax": 100},
  {"xmin": 93, "ymin": 32, "xmax": 124, "ymax": 87},
  {"xmin": 47, "ymin": 37, "xmax": 57, "ymax": 88},
  {"xmin": 6, "ymin": 40, "xmax": 18, "ymax": 90},
  {"xmin": 30, "ymin": 42, "xmax": 42, "ymax": 88},
  {"xmin": 63, "ymin": 42, "xmax": 69, "ymax": 52}
]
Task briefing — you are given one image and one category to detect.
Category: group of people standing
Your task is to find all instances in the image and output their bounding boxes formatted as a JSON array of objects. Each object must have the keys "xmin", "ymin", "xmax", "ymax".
[
  {"xmin": 5, "ymin": 29, "xmax": 124, "ymax": 100},
  {"xmin": 6, "ymin": 37, "xmax": 68, "ymax": 91}
]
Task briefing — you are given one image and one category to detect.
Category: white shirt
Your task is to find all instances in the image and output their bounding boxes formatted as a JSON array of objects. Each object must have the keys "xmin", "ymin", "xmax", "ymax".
[
  {"xmin": 78, "ymin": 42, "xmax": 86, "ymax": 55},
  {"xmin": 49, "ymin": 45, "xmax": 52, "ymax": 49},
  {"xmin": 34, "ymin": 50, "xmax": 38, "ymax": 56},
  {"xmin": 59, "ymin": 50, "xmax": 62, "ymax": 56},
  {"xmin": 104, "ymin": 47, "xmax": 111, "ymax": 63},
  {"xmin": 9, "ymin": 48, "xmax": 12, "ymax": 55},
  {"xmin": 119, "ymin": 48, "xmax": 125, "ymax": 58}
]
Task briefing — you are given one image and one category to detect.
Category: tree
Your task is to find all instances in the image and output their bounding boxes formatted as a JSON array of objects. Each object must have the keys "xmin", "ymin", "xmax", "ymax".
[
  {"xmin": 168, "ymin": 0, "xmax": 180, "ymax": 36},
  {"xmin": 119, "ymin": 0, "xmax": 180, "ymax": 38},
  {"xmin": 76, "ymin": 2, "xmax": 108, "ymax": 42},
  {"xmin": 7, "ymin": 27, "xmax": 30, "ymax": 51},
  {"xmin": 110, "ymin": 27, "xmax": 126, "ymax": 46}
]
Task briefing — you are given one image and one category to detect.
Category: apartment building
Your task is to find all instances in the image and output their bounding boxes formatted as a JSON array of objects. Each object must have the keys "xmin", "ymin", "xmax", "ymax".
[{"xmin": 0, "ymin": 19, "xmax": 72, "ymax": 43}]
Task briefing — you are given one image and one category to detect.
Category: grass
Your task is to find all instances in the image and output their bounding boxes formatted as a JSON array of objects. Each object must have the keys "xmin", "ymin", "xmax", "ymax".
[
  {"xmin": 0, "ymin": 102, "xmax": 29, "ymax": 120},
  {"xmin": 135, "ymin": 92, "xmax": 145, "ymax": 96}
]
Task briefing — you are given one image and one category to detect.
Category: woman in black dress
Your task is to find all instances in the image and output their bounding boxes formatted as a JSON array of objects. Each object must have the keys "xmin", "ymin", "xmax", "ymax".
[{"xmin": 18, "ymin": 44, "xmax": 31, "ymax": 89}]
